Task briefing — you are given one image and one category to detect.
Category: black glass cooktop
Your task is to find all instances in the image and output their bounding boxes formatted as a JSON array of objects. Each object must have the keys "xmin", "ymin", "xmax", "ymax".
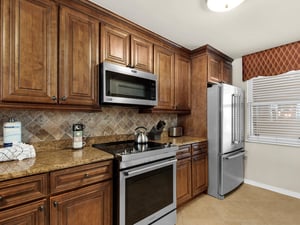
[{"xmin": 92, "ymin": 140, "xmax": 167, "ymax": 156}]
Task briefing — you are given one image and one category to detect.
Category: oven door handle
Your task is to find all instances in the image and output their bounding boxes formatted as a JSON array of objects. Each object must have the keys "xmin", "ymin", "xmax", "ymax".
[{"xmin": 123, "ymin": 159, "xmax": 177, "ymax": 177}]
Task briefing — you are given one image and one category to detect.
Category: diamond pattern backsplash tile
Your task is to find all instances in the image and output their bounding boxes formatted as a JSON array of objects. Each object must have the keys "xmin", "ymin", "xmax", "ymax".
[{"xmin": 0, "ymin": 107, "xmax": 177, "ymax": 144}]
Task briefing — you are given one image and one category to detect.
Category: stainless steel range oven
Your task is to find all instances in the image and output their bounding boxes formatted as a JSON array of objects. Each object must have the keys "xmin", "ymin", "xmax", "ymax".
[{"xmin": 93, "ymin": 141, "xmax": 178, "ymax": 225}]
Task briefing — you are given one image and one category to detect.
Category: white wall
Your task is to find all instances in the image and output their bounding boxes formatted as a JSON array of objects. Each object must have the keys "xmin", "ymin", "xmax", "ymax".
[{"xmin": 232, "ymin": 58, "xmax": 300, "ymax": 197}]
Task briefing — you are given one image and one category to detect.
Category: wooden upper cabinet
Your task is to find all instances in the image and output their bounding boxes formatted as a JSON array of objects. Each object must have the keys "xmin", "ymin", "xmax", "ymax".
[
  {"xmin": 101, "ymin": 24, "xmax": 153, "ymax": 72},
  {"xmin": 175, "ymin": 54, "xmax": 191, "ymax": 111},
  {"xmin": 207, "ymin": 54, "xmax": 222, "ymax": 83},
  {"xmin": 131, "ymin": 35, "xmax": 153, "ymax": 72},
  {"xmin": 222, "ymin": 61, "xmax": 233, "ymax": 84},
  {"xmin": 1, "ymin": 0, "xmax": 58, "ymax": 103},
  {"xmin": 154, "ymin": 45, "xmax": 175, "ymax": 110},
  {"xmin": 59, "ymin": 6, "xmax": 99, "ymax": 106},
  {"xmin": 101, "ymin": 24, "xmax": 130, "ymax": 66}
]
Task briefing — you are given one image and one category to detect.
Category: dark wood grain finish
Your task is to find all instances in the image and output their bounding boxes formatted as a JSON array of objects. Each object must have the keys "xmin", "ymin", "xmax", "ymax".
[
  {"xmin": 131, "ymin": 35, "xmax": 153, "ymax": 72},
  {"xmin": 154, "ymin": 45, "xmax": 175, "ymax": 110},
  {"xmin": 192, "ymin": 141, "xmax": 208, "ymax": 155},
  {"xmin": 1, "ymin": 0, "xmax": 57, "ymax": 103},
  {"xmin": 101, "ymin": 23, "xmax": 130, "ymax": 65},
  {"xmin": 176, "ymin": 144, "xmax": 192, "ymax": 160},
  {"xmin": 175, "ymin": 54, "xmax": 191, "ymax": 111},
  {"xmin": 50, "ymin": 181, "xmax": 112, "ymax": 225},
  {"xmin": 222, "ymin": 60, "xmax": 233, "ymax": 84},
  {"xmin": 0, "ymin": 174, "xmax": 48, "ymax": 210},
  {"xmin": 176, "ymin": 156, "xmax": 192, "ymax": 207},
  {"xmin": 50, "ymin": 161, "xmax": 112, "ymax": 194},
  {"xmin": 59, "ymin": 6, "xmax": 99, "ymax": 106},
  {"xmin": 208, "ymin": 54, "xmax": 222, "ymax": 83},
  {"xmin": 0, "ymin": 199, "xmax": 47, "ymax": 225},
  {"xmin": 192, "ymin": 153, "xmax": 208, "ymax": 197}
]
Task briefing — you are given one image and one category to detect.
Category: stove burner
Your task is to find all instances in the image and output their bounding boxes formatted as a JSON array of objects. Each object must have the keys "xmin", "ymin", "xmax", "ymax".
[{"xmin": 92, "ymin": 140, "xmax": 167, "ymax": 156}]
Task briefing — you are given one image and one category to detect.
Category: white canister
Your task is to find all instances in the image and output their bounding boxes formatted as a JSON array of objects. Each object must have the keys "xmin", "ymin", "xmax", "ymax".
[{"xmin": 3, "ymin": 118, "xmax": 22, "ymax": 147}]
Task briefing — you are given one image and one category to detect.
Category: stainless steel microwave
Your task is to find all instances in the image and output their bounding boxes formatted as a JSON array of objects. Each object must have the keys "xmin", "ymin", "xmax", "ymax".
[{"xmin": 100, "ymin": 62, "xmax": 158, "ymax": 107}]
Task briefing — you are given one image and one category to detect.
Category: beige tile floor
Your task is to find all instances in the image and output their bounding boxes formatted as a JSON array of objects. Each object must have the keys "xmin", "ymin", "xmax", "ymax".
[{"xmin": 177, "ymin": 184, "xmax": 300, "ymax": 225}]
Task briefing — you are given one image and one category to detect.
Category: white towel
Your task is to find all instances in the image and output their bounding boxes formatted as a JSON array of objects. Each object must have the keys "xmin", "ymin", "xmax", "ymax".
[{"xmin": 0, "ymin": 143, "xmax": 36, "ymax": 162}]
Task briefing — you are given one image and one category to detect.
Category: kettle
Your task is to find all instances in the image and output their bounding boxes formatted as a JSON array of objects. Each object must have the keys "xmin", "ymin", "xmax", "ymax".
[{"xmin": 134, "ymin": 126, "xmax": 148, "ymax": 144}]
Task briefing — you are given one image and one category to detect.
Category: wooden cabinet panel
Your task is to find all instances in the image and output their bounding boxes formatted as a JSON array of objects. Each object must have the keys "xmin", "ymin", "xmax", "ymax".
[
  {"xmin": 50, "ymin": 161, "xmax": 112, "ymax": 194},
  {"xmin": 0, "ymin": 199, "xmax": 47, "ymax": 225},
  {"xmin": 222, "ymin": 61, "xmax": 232, "ymax": 84},
  {"xmin": 1, "ymin": 0, "xmax": 57, "ymax": 103},
  {"xmin": 208, "ymin": 54, "xmax": 222, "ymax": 83},
  {"xmin": 192, "ymin": 153, "xmax": 208, "ymax": 197},
  {"xmin": 50, "ymin": 181, "xmax": 112, "ymax": 225},
  {"xmin": 131, "ymin": 35, "xmax": 153, "ymax": 72},
  {"xmin": 59, "ymin": 6, "xmax": 99, "ymax": 106},
  {"xmin": 175, "ymin": 54, "xmax": 191, "ymax": 110},
  {"xmin": 154, "ymin": 45, "xmax": 175, "ymax": 110},
  {"xmin": 0, "ymin": 174, "xmax": 48, "ymax": 210},
  {"xmin": 176, "ymin": 157, "xmax": 192, "ymax": 207},
  {"xmin": 192, "ymin": 141, "xmax": 208, "ymax": 155},
  {"xmin": 101, "ymin": 24, "xmax": 130, "ymax": 66},
  {"xmin": 176, "ymin": 144, "xmax": 191, "ymax": 160}
]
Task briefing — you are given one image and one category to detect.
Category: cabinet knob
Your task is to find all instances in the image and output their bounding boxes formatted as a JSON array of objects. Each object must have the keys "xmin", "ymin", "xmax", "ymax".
[
  {"xmin": 60, "ymin": 96, "xmax": 67, "ymax": 101},
  {"xmin": 51, "ymin": 96, "xmax": 57, "ymax": 101},
  {"xmin": 0, "ymin": 195, "xmax": 3, "ymax": 201},
  {"xmin": 84, "ymin": 173, "xmax": 90, "ymax": 178},
  {"xmin": 39, "ymin": 205, "xmax": 44, "ymax": 211},
  {"xmin": 53, "ymin": 201, "xmax": 58, "ymax": 207}
]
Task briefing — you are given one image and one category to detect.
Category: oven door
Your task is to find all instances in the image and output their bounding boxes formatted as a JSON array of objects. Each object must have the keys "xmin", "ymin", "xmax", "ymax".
[{"xmin": 119, "ymin": 157, "xmax": 177, "ymax": 225}]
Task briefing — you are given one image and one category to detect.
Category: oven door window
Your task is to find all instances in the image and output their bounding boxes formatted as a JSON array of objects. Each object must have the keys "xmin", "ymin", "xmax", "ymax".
[
  {"xmin": 125, "ymin": 165, "xmax": 173, "ymax": 225},
  {"xmin": 106, "ymin": 71, "xmax": 156, "ymax": 100}
]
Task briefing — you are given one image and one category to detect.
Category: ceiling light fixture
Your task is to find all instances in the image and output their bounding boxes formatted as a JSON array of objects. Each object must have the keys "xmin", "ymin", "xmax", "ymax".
[{"xmin": 206, "ymin": 0, "xmax": 245, "ymax": 12}]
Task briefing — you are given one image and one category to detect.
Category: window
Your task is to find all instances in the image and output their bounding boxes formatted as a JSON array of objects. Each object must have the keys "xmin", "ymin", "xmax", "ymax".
[{"xmin": 247, "ymin": 71, "xmax": 300, "ymax": 147}]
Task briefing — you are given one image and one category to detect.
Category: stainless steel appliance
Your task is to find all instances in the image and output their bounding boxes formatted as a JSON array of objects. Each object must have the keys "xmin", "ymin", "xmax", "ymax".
[
  {"xmin": 207, "ymin": 83, "xmax": 245, "ymax": 199},
  {"xmin": 92, "ymin": 140, "xmax": 178, "ymax": 225},
  {"xmin": 100, "ymin": 62, "xmax": 158, "ymax": 107}
]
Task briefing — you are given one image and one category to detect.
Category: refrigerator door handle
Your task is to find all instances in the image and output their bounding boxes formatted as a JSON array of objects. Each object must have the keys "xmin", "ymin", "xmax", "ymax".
[
  {"xmin": 232, "ymin": 94, "xmax": 239, "ymax": 144},
  {"xmin": 224, "ymin": 151, "xmax": 245, "ymax": 160}
]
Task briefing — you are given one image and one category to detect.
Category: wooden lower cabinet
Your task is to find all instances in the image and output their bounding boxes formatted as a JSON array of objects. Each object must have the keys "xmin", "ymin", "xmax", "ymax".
[
  {"xmin": 192, "ymin": 153, "xmax": 208, "ymax": 197},
  {"xmin": 50, "ymin": 181, "xmax": 112, "ymax": 225},
  {"xmin": 0, "ymin": 199, "xmax": 47, "ymax": 225},
  {"xmin": 176, "ymin": 142, "xmax": 208, "ymax": 207},
  {"xmin": 176, "ymin": 156, "xmax": 192, "ymax": 206}
]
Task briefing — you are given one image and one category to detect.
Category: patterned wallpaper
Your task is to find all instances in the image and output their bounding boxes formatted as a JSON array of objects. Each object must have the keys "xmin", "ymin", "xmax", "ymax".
[{"xmin": 0, "ymin": 107, "xmax": 177, "ymax": 144}]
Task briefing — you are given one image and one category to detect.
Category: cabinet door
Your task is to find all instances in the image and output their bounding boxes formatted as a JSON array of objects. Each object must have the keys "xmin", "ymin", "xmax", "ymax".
[
  {"xmin": 222, "ymin": 61, "xmax": 232, "ymax": 84},
  {"xmin": 207, "ymin": 54, "xmax": 222, "ymax": 83},
  {"xmin": 59, "ymin": 7, "xmax": 99, "ymax": 106},
  {"xmin": 0, "ymin": 199, "xmax": 47, "ymax": 225},
  {"xmin": 192, "ymin": 153, "xmax": 208, "ymax": 197},
  {"xmin": 175, "ymin": 54, "xmax": 191, "ymax": 110},
  {"xmin": 131, "ymin": 35, "xmax": 153, "ymax": 72},
  {"xmin": 154, "ymin": 45, "xmax": 175, "ymax": 110},
  {"xmin": 50, "ymin": 181, "xmax": 112, "ymax": 225},
  {"xmin": 176, "ymin": 157, "xmax": 192, "ymax": 207},
  {"xmin": 101, "ymin": 24, "xmax": 130, "ymax": 66},
  {"xmin": 1, "ymin": 0, "xmax": 57, "ymax": 103}
]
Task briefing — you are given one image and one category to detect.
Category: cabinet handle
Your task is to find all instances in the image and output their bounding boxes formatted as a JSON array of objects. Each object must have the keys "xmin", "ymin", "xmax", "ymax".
[
  {"xmin": 39, "ymin": 205, "xmax": 44, "ymax": 211},
  {"xmin": 0, "ymin": 195, "xmax": 3, "ymax": 201},
  {"xmin": 84, "ymin": 173, "xmax": 90, "ymax": 178},
  {"xmin": 60, "ymin": 96, "xmax": 67, "ymax": 101},
  {"xmin": 53, "ymin": 201, "xmax": 58, "ymax": 207},
  {"xmin": 51, "ymin": 96, "xmax": 57, "ymax": 101}
]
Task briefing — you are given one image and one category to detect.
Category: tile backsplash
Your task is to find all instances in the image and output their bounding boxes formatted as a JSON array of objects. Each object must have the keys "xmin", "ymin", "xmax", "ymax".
[{"xmin": 0, "ymin": 107, "xmax": 177, "ymax": 144}]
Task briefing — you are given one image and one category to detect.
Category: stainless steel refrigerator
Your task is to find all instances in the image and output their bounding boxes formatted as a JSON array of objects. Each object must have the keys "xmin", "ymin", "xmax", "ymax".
[{"xmin": 207, "ymin": 83, "xmax": 245, "ymax": 199}]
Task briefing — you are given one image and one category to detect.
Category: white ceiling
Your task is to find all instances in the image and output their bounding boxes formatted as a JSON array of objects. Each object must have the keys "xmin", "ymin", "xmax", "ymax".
[{"xmin": 90, "ymin": 0, "xmax": 300, "ymax": 59}]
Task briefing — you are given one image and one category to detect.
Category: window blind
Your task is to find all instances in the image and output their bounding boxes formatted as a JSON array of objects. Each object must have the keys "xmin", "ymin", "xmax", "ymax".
[{"xmin": 247, "ymin": 71, "xmax": 300, "ymax": 146}]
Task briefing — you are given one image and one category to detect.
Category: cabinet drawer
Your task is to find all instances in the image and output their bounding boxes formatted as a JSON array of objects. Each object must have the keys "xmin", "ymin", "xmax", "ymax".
[
  {"xmin": 0, "ymin": 174, "xmax": 48, "ymax": 210},
  {"xmin": 192, "ymin": 141, "xmax": 208, "ymax": 155},
  {"xmin": 50, "ymin": 161, "xmax": 113, "ymax": 194},
  {"xmin": 176, "ymin": 145, "xmax": 191, "ymax": 159}
]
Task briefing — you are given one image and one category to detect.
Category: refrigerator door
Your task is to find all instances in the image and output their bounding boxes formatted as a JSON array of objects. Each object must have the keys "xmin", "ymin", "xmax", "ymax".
[
  {"xmin": 221, "ymin": 84, "xmax": 244, "ymax": 154},
  {"xmin": 219, "ymin": 149, "xmax": 245, "ymax": 196}
]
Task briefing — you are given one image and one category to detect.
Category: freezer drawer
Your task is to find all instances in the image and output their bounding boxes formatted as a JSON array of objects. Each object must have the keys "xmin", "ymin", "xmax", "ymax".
[{"xmin": 219, "ymin": 150, "xmax": 244, "ymax": 196}]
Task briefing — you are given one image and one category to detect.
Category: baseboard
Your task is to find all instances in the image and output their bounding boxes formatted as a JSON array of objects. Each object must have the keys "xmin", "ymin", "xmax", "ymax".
[{"xmin": 244, "ymin": 179, "xmax": 300, "ymax": 199}]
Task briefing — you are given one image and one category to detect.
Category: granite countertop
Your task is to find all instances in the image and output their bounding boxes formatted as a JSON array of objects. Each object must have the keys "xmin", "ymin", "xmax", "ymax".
[
  {"xmin": 0, "ymin": 146, "xmax": 113, "ymax": 182},
  {"xmin": 0, "ymin": 135, "xmax": 207, "ymax": 182},
  {"xmin": 157, "ymin": 136, "xmax": 207, "ymax": 146}
]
